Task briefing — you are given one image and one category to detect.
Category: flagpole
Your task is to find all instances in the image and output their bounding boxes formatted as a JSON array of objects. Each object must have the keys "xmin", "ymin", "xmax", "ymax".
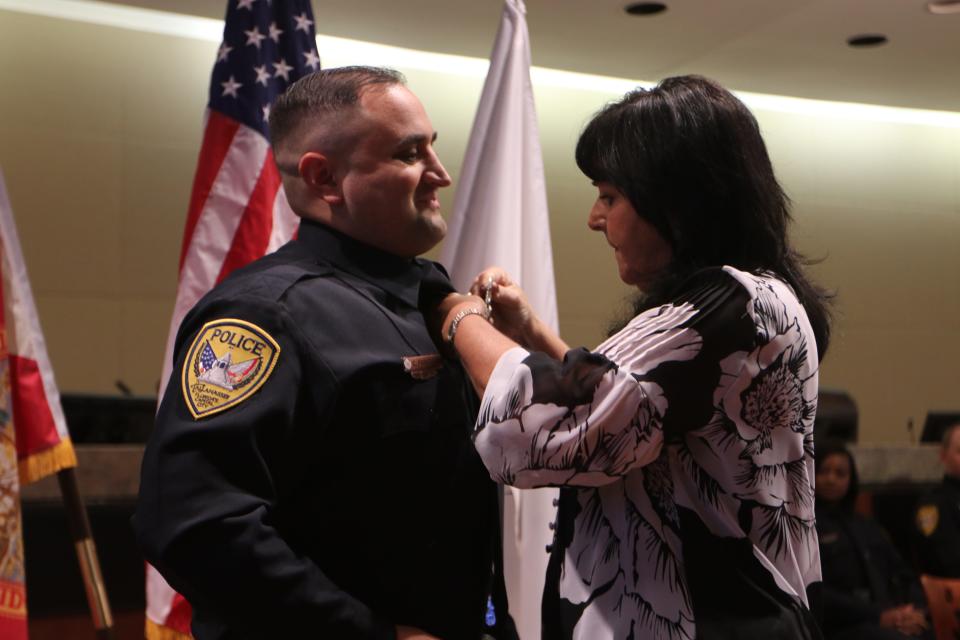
[{"xmin": 56, "ymin": 467, "xmax": 116, "ymax": 640}]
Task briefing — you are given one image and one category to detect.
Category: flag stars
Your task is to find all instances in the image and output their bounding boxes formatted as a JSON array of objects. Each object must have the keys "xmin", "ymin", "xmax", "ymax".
[
  {"xmin": 236, "ymin": 0, "xmax": 256, "ymax": 10},
  {"xmin": 268, "ymin": 22, "xmax": 284, "ymax": 43},
  {"xmin": 221, "ymin": 75, "xmax": 243, "ymax": 98},
  {"xmin": 253, "ymin": 65, "xmax": 271, "ymax": 86},
  {"xmin": 303, "ymin": 49, "xmax": 320, "ymax": 71},
  {"xmin": 217, "ymin": 43, "xmax": 233, "ymax": 62},
  {"xmin": 273, "ymin": 58, "xmax": 293, "ymax": 81},
  {"xmin": 293, "ymin": 12, "xmax": 314, "ymax": 33},
  {"xmin": 244, "ymin": 27, "xmax": 267, "ymax": 49}
]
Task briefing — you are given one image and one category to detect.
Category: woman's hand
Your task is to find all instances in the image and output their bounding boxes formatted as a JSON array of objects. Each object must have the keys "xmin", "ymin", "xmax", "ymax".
[
  {"xmin": 878, "ymin": 604, "xmax": 928, "ymax": 636},
  {"xmin": 469, "ymin": 267, "xmax": 535, "ymax": 346},
  {"xmin": 469, "ymin": 266, "xmax": 570, "ymax": 360}
]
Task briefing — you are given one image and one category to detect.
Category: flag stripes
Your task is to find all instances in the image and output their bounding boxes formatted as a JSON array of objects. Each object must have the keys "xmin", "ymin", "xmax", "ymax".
[
  {"xmin": 179, "ymin": 111, "xmax": 241, "ymax": 272},
  {"xmin": 215, "ymin": 151, "xmax": 282, "ymax": 283}
]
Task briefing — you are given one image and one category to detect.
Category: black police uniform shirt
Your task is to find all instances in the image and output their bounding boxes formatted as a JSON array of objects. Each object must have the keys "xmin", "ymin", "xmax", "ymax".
[
  {"xmin": 915, "ymin": 474, "xmax": 960, "ymax": 578},
  {"xmin": 134, "ymin": 220, "xmax": 502, "ymax": 640}
]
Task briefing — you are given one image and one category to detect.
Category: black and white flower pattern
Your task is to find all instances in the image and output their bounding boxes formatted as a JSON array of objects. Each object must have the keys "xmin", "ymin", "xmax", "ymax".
[{"xmin": 474, "ymin": 267, "xmax": 820, "ymax": 639}]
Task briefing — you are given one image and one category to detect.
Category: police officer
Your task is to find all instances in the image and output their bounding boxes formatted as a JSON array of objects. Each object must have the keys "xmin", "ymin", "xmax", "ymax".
[
  {"xmin": 134, "ymin": 67, "xmax": 515, "ymax": 640},
  {"xmin": 914, "ymin": 422, "xmax": 960, "ymax": 577}
]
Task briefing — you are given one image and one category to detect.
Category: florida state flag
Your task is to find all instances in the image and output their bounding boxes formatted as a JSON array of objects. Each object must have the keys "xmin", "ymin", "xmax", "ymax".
[{"xmin": 0, "ymin": 168, "xmax": 78, "ymax": 639}]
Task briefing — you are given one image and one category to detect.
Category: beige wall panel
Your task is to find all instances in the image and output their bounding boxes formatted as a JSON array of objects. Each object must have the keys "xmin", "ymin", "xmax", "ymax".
[
  {"xmin": 754, "ymin": 110, "xmax": 821, "ymax": 201},
  {"xmin": 118, "ymin": 297, "xmax": 176, "ymax": 396},
  {"xmin": 118, "ymin": 142, "xmax": 196, "ymax": 297},
  {"xmin": 0, "ymin": 123, "xmax": 124, "ymax": 295},
  {"xmin": 821, "ymin": 327, "xmax": 960, "ymax": 443},
  {"xmin": 33, "ymin": 295, "xmax": 122, "ymax": 393},
  {"xmin": 807, "ymin": 119, "xmax": 959, "ymax": 212}
]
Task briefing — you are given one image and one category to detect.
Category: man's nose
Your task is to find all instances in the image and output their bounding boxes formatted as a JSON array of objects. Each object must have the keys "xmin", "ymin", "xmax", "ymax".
[{"xmin": 425, "ymin": 151, "xmax": 452, "ymax": 187}]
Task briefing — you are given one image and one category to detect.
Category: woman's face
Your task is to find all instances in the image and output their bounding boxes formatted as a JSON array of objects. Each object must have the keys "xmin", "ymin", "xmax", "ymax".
[
  {"xmin": 815, "ymin": 453, "xmax": 852, "ymax": 504},
  {"xmin": 587, "ymin": 182, "xmax": 673, "ymax": 290}
]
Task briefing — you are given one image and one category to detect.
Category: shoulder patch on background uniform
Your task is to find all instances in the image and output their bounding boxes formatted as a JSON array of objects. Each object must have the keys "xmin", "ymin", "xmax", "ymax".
[
  {"xmin": 917, "ymin": 504, "xmax": 939, "ymax": 536},
  {"xmin": 181, "ymin": 319, "xmax": 281, "ymax": 419}
]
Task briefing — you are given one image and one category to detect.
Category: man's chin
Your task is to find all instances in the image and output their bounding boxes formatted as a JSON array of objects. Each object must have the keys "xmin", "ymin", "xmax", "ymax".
[
  {"xmin": 432, "ymin": 216, "xmax": 448, "ymax": 239},
  {"xmin": 421, "ymin": 213, "xmax": 447, "ymax": 241}
]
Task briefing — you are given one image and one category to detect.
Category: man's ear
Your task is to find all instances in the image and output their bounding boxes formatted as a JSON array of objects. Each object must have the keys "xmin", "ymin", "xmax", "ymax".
[{"xmin": 298, "ymin": 152, "xmax": 342, "ymax": 205}]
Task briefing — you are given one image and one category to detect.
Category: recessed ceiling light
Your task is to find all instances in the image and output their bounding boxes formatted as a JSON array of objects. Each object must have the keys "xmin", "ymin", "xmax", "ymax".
[
  {"xmin": 624, "ymin": 2, "xmax": 667, "ymax": 16},
  {"xmin": 926, "ymin": 1, "xmax": 960, "ymax": 14},
  {"xmin": 847, "ymin": 34, "xmax": 888, "ymax": 47}
]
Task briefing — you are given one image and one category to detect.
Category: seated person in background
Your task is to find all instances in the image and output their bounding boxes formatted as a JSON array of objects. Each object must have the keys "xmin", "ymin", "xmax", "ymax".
[
  {"xmin": 914, "ymin": 421, "xmax": 960, "ymax": 578},
  {"xmin": 816, "ymin": 442, "xmax": 931, "ymax": 639}
]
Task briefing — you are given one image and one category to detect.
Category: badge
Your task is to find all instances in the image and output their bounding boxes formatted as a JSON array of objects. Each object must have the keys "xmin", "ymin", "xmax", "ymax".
[
  {"xmin": 402, "ymin": 354, "xmax": 444, "ymax": 380},
  {"xmin": 916, "ymin": 504, "xmax": 939, "ymax": 537},
  {"xmin": 181, "ymin": 319, "xmax": 280, "ymax": 419}
]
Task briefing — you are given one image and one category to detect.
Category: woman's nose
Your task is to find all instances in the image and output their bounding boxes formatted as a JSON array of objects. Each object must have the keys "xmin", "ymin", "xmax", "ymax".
[{"xmin": 587, "ymin": 205, "xmax": 604, "ymax": 231}]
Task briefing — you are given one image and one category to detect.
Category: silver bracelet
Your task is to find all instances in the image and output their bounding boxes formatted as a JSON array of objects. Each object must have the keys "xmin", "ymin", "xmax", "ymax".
[{"xmin": 446, "ymin": 306, "xmax": 490, "ymax": 345}]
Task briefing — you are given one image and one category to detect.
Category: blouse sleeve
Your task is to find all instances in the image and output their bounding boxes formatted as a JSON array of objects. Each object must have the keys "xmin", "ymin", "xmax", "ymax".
[{"xmin": 473, "ymin": 269, "xmax": 758, "ymax": 489}]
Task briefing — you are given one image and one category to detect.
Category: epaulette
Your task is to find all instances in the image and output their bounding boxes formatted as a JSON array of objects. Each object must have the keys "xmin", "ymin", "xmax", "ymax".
[{"xmin": 235, "ymin": 259, "xmax": 336, "ymax": 303}]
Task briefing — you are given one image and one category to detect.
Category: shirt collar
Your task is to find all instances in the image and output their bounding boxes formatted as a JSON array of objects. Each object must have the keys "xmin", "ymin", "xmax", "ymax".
[{"xmin": 296, "ymin": 219, "xmax": 425, "ymax": 307}]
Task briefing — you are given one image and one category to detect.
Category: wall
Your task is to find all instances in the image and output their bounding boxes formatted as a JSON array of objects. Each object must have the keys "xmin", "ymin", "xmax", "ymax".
[{"xmin": 0, "ymin": 8, "xmax": 957, "ymax": 442}]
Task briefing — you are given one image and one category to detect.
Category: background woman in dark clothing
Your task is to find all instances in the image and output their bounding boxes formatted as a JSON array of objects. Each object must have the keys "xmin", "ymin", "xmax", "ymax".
[{"xmin": 816, "ymin": 442, "xmax": 932, "ymax": 639}]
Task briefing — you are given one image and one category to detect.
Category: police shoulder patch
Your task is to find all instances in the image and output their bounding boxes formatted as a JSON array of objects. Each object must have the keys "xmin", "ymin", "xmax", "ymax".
[
  {"xmin": 181, "ymin": 318, "xmax": 281, "ymax": 419},
  {"xmin": 917, "ymin": 504, "xmax": 939, "ymax": 537}
]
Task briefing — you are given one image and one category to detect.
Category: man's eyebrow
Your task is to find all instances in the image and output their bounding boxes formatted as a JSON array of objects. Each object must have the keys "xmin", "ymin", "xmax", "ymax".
[{"xmin": 395, "ymin": 132, "xmax": 438, "ymax": 148}]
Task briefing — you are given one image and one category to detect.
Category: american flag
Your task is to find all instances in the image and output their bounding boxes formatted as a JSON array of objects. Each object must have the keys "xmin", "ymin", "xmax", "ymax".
[
  {"xmin": 198, "ymin": 341, "xmax": 218, "ymax": 374},
  {"xmin": 148, "ymin": 1, "xmax": 317, "ymax": 637}
]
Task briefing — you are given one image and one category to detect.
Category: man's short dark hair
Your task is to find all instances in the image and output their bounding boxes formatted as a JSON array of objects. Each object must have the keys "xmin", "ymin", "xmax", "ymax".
[{"xmin": 268, "ymin": 66, "xmax": 406, "ymax": 151}]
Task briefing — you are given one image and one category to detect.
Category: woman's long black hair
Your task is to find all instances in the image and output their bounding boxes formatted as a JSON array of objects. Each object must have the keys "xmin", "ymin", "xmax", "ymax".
[{"xmin": 576, "ymin": 75, "xmax": 832, "ymax": 357}]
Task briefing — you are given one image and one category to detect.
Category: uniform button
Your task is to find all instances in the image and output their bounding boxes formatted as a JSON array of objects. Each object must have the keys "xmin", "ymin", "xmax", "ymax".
[
  {"xmin": 552, "ymin": 498, "xmax": 559, "ymax": 507},
  {"xmin": 548, "ymin": 521, "xmax": 556, "ymax": 530},
  {"xmin": 545, "ymin": 544, "xmax": 554, "ymax": 553}
]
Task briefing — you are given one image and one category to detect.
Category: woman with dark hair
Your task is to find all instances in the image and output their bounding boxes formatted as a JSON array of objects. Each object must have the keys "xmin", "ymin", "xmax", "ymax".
[
  {"xmin": 432, "ymin": 75, "xmax": 830, "ymax": 638},
  {"xmin": 815, "ymin": 443, "xmax": 931, "ymax": 639}
]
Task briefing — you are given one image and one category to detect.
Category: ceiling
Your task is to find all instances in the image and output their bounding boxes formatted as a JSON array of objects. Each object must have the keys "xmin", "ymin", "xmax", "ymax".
[{"xmin": 102, "ymin": 0, "xmax": 959, "ymax": 112}]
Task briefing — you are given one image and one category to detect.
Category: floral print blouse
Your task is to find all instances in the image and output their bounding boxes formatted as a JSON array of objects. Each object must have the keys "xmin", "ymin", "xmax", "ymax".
[{"xmin": 474, "ymin": 267, "xmax": 822, "ymax": 640}]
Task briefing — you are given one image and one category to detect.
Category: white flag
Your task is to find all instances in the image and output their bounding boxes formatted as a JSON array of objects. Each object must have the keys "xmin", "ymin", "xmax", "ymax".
[{"xmin": 439, "ymin": 2, "xmax": 557, "ymax": 638}]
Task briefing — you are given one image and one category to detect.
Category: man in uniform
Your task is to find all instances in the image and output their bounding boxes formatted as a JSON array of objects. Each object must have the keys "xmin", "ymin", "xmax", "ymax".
[
  {"xmin": 914, "ymin": 421, "xmax": 960, "ymax": 577},
  {"xmin": 135, "ymin": 67, "xmax": 514, "ymax": 640}
]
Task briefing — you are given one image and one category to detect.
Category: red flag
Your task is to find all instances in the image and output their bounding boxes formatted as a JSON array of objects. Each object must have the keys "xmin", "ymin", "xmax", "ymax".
[
  {"xmin": 146, "ymin": 1, "xmax": 318, "ymax": 637},
  {"xmin": 0, "ymin": 168, "xmax": 78, "ymax": 640}
]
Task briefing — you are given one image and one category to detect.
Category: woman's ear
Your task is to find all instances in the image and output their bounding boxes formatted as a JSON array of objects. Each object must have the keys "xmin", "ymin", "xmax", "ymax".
[{"xmin": 298, "ymin": 152, "xmax": 342, "ymax": 206}]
